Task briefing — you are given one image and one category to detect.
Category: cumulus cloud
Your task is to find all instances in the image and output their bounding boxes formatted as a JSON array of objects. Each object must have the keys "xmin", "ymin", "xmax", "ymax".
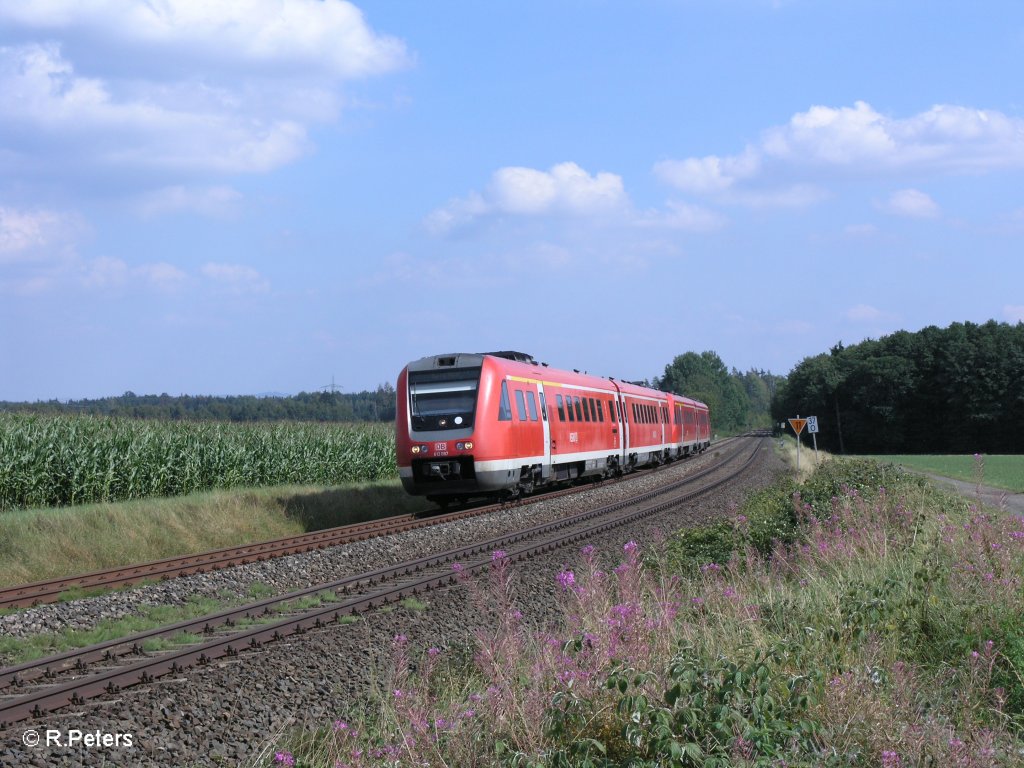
[
  {"xmin": 654, "ymin": 149, "xmax": 760, "ymax": 194},
  {"xmin": 0, "ymin": 1, "xmax": 408, "ymax": 79},
  {"xmin": 200, "ymin": 262, "xmax": 270, "ymax": 293},
  {"xmin": 0, "ymin": 2, "xmax": 408, "ymax": 185},
  {"xmin": 425, "ymin": 162, "xmax": 628, "ymax": 234},
  {"xmin": 878, "ymin": 189, "xmax": 940, "ymax": 218},
  {"xmin": 0, "ymin": 204, "xmax": 82, "ymax": 262},
  {"xmin": 426, "ymin": 162, "xmax": 729, "ymax": 236},
  {"xmin": 657, "ymin": 101, "xmax": 1024, "ymax": 207}
]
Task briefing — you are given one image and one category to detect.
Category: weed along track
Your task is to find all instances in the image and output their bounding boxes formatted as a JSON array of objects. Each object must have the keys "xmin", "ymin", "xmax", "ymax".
[
  {"xmin": 0, "ymin": 437, "xmax": 762, "ymax": 734},
  {"xmin": 0, "ymin": 437, "xmax": 742, "ymax": 611}
]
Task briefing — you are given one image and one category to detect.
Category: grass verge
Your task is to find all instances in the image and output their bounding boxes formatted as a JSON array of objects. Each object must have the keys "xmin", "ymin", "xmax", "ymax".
[
  {"xmin": 860, "ymin": 453, "xmax": 1024, "ymax": 493},
  {"xmin": 264, "ymin": 459, "xmax": 1024, "ymax": 767},
  {"xmin": 0, "ymin": 479, "xmax": 425, "ymax": 589}
]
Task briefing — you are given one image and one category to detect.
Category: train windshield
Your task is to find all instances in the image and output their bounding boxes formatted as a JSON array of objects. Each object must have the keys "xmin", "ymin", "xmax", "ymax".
[{"xmin": 408, "ymin": 367, "xmax": 481, "ymax": 431}]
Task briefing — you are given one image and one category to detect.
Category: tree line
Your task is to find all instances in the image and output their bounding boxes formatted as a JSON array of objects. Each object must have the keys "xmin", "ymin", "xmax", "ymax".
[
  {"xmin": 0, "ymin": 386, "xmax": 397, "ymax": 423},
  {"xmin": 770, "ymin": 320, "xmax": 1024, "ymax": 454},
  {"xmin": 654, "ymin": 351, "xmax": 784, "ymax": 434}
]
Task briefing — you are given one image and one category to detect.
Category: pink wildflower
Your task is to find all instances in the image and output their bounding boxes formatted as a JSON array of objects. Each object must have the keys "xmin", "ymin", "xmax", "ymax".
[{"xmin": 556, "ymin": 569, "xmax": 576, "ymax": 591}]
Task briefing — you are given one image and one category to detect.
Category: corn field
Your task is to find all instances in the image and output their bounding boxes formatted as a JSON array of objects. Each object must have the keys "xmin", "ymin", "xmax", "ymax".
[{"xmin": 0, "ymin": 413, "xmax": 397, "ymax": 511}]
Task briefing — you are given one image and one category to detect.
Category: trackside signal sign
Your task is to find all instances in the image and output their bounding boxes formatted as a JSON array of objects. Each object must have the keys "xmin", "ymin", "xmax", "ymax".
[{"xmin": 788, "ymin": 418, "xmax": 807, "ymax": 435}]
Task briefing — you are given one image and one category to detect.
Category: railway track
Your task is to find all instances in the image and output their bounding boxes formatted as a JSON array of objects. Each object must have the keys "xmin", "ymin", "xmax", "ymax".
[
  {"xmin": 0, "ymin": 436, "xmax": 762, "ymax": 728},
  {"xmin": 0, "ymin": 437, "xmax": 740, "ymax": 610}
]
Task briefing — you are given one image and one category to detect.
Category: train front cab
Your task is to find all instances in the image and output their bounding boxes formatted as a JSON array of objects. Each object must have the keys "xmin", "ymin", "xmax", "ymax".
[
  {"xmin": 397, "ymin": 353, "xmax": 545, "ymax": 500},
  {"xmin": 397, "ymin": 354, "xmax": 483, "ymax": 499}
]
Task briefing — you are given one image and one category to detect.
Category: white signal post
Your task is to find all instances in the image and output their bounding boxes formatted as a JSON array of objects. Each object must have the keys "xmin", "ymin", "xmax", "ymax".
[
  {"xmin": 806, "ymin": 415, "xmax": 819, "ymax": 464},
  {"xmin": 788, "ymin": 415, "xmax": 807, "ymax": 471}
]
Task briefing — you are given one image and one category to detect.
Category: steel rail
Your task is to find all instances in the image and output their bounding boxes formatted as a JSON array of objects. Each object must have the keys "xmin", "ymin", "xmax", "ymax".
[
  {"xmin": 0, "ymin": 438, "xmax": 740, "ymax": 609},
  {"xmin": 0, "ymin": 437, "xmax": 761, "ymax": 727}
]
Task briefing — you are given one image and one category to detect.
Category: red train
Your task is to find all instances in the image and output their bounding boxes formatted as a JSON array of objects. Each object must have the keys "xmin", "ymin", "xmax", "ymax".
[{"xmin": 396, "ymin": 351, "xmax": 710, "ymax": 505}]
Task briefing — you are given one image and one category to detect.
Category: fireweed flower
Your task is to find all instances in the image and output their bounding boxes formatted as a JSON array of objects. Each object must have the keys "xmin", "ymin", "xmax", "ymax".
[
  {"xmin": 275, "ymin": 752, "xmax": 295, "ymax": 766},
  {"xmin": 624, "ymin": 540, "xmax": 638, "ymax": 554},
  {"xmin": 491, "ymin": 549, "xmax": 506, "ymax": 561},
  {"xmin": 556, "ymin": 570, "xmax": 576, "ymax": 591},
  {"xmin": 580, "ymin": 544, "xmax": 595, "ymax": 556}
]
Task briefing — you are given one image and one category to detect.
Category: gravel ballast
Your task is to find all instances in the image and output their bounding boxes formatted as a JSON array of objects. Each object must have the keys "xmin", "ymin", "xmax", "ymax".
[{"xmin": 1, "ymin": 440, "xmax": 785, "ymax": 767}]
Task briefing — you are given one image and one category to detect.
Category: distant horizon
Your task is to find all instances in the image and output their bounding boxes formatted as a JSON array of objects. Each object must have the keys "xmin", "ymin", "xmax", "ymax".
[
  {"xmin": 3, "ymin": 2, "xmax": 1022, "ymax": 402},
  {"xmin": 6, "ymin": 315, "xmax": 1023, "ymax": 403}
]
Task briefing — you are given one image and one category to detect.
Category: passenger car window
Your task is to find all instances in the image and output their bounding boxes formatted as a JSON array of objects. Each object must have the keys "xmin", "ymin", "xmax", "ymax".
[
  {"xmin": 498, "ymin": 381, "xmax": 512, "ymax": 421},
  {"xmin": 515, "ymin": 390, "xmax": 527, "ymax": 421},
  {"xmin": 526, "ymin": 391, "xmax": 539, "ymax": 421},
  {"xmin": 557, "ymin": 394, "xmax": 566, "ymax": 421}
]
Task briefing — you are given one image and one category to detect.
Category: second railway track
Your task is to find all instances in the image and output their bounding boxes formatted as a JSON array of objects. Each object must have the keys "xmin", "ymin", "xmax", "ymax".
[
  {"xmin": 0, "ymin": 437, "xmax": 742, "ymax": 611},
  {"xmin": 1, "ymin": 436, "xmax": 763, "ymax": 729}
]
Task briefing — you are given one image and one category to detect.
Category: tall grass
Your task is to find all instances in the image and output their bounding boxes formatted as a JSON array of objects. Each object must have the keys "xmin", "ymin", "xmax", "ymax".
[
  {"xmin": 0, "ymin": 413, "xmax": 396, "ymax": 511},
  {"xmin": 268, "ymin": 460, "xmax": 1024, "ymax": 767}
]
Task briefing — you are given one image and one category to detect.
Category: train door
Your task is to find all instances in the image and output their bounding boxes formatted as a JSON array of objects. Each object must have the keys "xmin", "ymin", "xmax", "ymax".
[
  {"xmin": 537, "ymin": 382, "xmax": 552, "ymax": 480},
  {"xmin": 612, "ymin": 384, "xmax": 628, "ymax": 466}
]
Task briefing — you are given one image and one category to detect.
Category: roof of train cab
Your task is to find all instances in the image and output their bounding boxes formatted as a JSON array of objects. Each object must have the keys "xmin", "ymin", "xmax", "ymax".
[{"xmin": 401, "ymin": 352, "xmax": 706, "ymax": 410}]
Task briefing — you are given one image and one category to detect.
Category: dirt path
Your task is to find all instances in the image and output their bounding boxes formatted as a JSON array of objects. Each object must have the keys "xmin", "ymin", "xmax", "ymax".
[{"xmin": 914, "ymin": 471, "xmax": 1024, "ymax": 516}]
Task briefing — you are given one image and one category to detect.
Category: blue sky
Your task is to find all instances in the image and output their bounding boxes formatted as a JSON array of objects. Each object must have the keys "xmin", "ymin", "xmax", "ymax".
[{"xmin": 2, "ymin": 1, "xmax": 1023, "ymax": 401}]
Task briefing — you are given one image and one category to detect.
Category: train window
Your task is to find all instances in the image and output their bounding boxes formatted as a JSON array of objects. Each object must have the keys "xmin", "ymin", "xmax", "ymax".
[
  {"xmin": 498, "ymin": 381, "xmax": 512, "ymax": 421},
  {"xmin": 582, "ymin": 398, "xmax": 590, "ymax": 422},
  {"xmin": 596, "ymin": 400, "xmax": 604, "ymax": 422},
  {"xmin": 539, "ymin": 392, "xmax": 547, "ymax": 421},
  {"xmin": 514, "ymin": 390, "xmax": 527, "ymax": 421},
  {"xmin": 609, "ymin": 400, "xmax": 615, "ymax": 421},
  {"xmin": 526, "ymin": 391, "xmax": 539, "ymax": 421},
  {"xmin": 574, "ymin": 396, "xmax": 583, "ymax": 422},
  {"xmin": 566, "ymin": 396, "xmax": 575, "ymax": 422},
  {"xmin": 616, "ymin": 401, "xmax": 622, "ymax": 422},
  {"xmin": 631, "ymin": 403, "xmax": 637, "ymax": 422},
  {"xmin": 557, "ymin": 394, "xmax": 566, "ymax": 421}
]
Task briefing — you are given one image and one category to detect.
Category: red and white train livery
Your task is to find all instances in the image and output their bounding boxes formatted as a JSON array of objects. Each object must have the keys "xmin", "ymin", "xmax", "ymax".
[{"xmin": 396, "ymin": 351, "xmax": 710, "ymax": 504}]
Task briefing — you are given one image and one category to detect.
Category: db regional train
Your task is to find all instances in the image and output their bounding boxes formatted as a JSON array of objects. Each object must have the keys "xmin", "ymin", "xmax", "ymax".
[{"xmin": 396, "ymin": 351, "xmax": 710, "ymax": 505}]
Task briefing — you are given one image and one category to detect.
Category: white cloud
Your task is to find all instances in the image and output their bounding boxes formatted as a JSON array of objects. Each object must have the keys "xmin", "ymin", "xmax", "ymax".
[
  {"xmin": 657, "ymin": 101, "xmax": 1024, "ymax": 206},
  {"xmin": 200, "ymin": 262, "xmax": 270, "ymax": 293},
  {"xmin": 81, "ymin": 255, "xmax": 129, "ymax": 288},
  {"xmin": 635, "ymin": 200, "xmax": 726, "ymax": 232},
  {"xmin": 426, "ymin": 162, "xmax": 628, "ymax": 234},
  {"xmin": 653, "ymin": 149, "xmax": 760, "ymax": 194},
  {"xmin": 1004, "ymin": 305, "xmax": 1024, "ymax": 323},
  {"xmin": 0, "ymin": 2, "xmax": 409, "ymax": 185},
  {"xmin": 878, "ymin": 189, "xmax": 940, "ymax": 218},
  {"xmin": 137, "ymin": 186, "xmax": 242, "ymax": 218},
  {"xmin": 135, "ymin": 262, "xmax": 188, "ymax": 291},
  {"xmin": 0, "ymin": 204, "xmax": 81, "ymax": 262},
  {"xmin": 1, "ymin": 43, "xmax": 310, "ymax": 175},
  {"xmin": 0, "ymin": 1, "xmax": 409, "ymax": 79},
  {"xmin": 845, "ymin": 304, "xmax": 888, "ymax": 322}
]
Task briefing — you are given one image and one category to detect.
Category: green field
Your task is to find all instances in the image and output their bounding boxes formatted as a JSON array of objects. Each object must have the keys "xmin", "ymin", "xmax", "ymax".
[
  {"xmin": 861, "ymin": 453, "xmax": 1024, "ymax": 493},
  {"xmin": 0, "ymin": 413, "xmax": 397, "ymax": 511}
]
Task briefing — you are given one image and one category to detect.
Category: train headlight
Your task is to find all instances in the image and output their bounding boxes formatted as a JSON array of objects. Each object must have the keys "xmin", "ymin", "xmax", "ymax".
[
  {"xmin": 464, "ymin": 441, "xmax": 473, "ymax": 450},
  {"xmin": 411, "ymin": 445, "xmax": 420, "ymax": 454}
]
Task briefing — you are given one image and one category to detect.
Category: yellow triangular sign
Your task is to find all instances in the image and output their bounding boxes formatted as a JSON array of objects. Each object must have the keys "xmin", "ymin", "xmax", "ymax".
[{"xmin": 789, "ymin": 418, "xmax": 807, "ymax": 435}]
